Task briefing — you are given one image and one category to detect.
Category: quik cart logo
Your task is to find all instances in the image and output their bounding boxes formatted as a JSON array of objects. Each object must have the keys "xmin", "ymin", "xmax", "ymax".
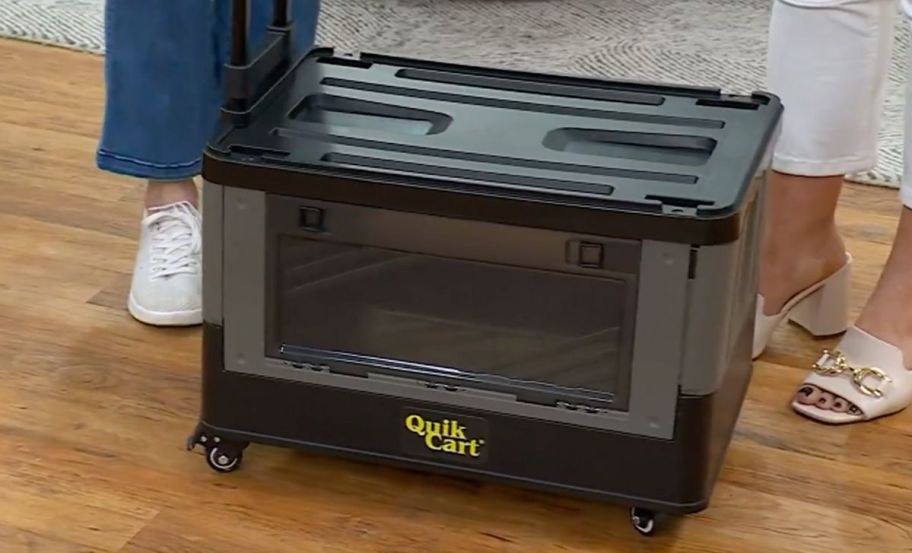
[{"xmin": 401, "ymin": 408, "xmax": 489, "ymax": 464}]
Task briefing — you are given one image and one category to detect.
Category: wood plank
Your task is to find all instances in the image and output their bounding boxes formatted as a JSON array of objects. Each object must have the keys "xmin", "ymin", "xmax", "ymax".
[
  {"xmin": 0, "ymin": 483, "xmax": 151, "ymax": 552},
  {"xmin": 0, "ymin": 180, "xmax": 140, "ymax": 240},
  {"xmin": 0, "ymin": 522, "xmax": 105, "ymax": 553},
  {"xmin": 87, "ymin": 272, "xmax": 133, "ymax": 311},
  {"xmin": 0, "ymin": 214, "xmax": 136, "ymax": 273},
  {"xmin": 0, "ymin": 122, "xmax": 136, "ymax": 202}
]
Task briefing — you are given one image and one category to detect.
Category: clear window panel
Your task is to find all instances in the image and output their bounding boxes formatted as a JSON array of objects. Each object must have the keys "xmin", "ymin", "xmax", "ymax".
[{"xmin": 273, "ymin": 236, "xmax": 633, "ymax": 399}]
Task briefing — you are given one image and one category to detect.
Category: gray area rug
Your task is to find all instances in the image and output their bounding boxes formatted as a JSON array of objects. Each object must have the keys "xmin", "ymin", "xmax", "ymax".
[{"xmin": 1, "ymin": 0, "xmax": 906, "ymax": 188}]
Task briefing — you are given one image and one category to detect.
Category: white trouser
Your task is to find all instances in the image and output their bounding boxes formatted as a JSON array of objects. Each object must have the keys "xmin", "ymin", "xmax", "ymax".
[{"xmin": 768, "ymin": 0, "xmax": 912, "ymax": 208}]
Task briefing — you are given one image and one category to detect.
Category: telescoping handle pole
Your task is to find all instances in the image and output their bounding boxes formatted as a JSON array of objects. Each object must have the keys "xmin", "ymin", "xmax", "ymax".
[
  {"xmin": 226, "ymin": 0, "xmax": 296, "ymax": 118},
  {"xmin": 274, "ymin": 0, "xmax": 290, "ymax": 26},
  {"xmin": 231, "ymin": 0, "xmax": 250, "ymax": 66},
  {"xmin": 231, "ymin": 0, "xmax": 293, "ymax": 66}
]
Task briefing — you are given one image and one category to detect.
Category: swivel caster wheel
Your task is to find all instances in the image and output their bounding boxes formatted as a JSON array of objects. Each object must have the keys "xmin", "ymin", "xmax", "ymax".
[
  {"xmin": 186, "ymin": 423, "xmax": 248, "ymax": 474},
  {"xmin": 631, "ymin": 507, "xmax": 660, "ymax": 536},
  {"xmin": 206, "ymin": 445, "xmax": 244, "ymax": 473}
]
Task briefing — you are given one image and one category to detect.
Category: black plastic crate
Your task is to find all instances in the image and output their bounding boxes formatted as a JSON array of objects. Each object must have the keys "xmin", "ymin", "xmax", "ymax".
[{"xmin": 189, "ymin": 2, "xmax": 782, "ymax": 537}]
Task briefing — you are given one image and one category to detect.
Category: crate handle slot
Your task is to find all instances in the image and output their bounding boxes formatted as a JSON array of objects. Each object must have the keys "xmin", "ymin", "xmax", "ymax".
[{"xmin": 544, "ymin": 129, "xmax": 716, "ymax": 168}]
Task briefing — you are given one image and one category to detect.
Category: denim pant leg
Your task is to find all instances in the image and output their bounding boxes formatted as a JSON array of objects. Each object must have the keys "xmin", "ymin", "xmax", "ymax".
[{"xmin": 97, "ymin": 0, "xmax": 320, "ymax": 180}]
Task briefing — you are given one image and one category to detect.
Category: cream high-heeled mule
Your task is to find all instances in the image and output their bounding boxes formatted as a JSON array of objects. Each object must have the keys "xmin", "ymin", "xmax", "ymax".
[
  {"xmin": 752, "ymin": 254, "xmax": 853, "ymax": 359},
  {"xmin": 792, "ymin": 326, "xmax": 912, "ymax": 424}
]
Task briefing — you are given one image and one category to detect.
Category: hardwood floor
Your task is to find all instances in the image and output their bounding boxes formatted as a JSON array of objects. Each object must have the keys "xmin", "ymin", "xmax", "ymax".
[{"xmin": 1, "ymin": 38, "xmax": 910, "ymax": 553}]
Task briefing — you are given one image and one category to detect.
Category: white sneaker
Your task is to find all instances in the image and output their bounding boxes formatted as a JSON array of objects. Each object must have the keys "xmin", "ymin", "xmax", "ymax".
[{"xmin": 127, "ymin": 201, "xmax": 203, "ymax": 326}]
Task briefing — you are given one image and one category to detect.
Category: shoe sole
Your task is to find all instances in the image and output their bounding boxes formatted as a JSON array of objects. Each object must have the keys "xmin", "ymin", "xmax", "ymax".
[{"xmin": 128, "ymin": 293, "xmax": 203, "ymax": 327}]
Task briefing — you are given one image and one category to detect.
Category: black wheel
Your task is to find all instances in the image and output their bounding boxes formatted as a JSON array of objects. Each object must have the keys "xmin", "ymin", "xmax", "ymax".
[
  {"xmin": 631, "ymin": 507, "xmax": 657, "ymax": 536},
  {"xmin": 206, "ymin": 445, "xmax": 244, "ymax": 473}
]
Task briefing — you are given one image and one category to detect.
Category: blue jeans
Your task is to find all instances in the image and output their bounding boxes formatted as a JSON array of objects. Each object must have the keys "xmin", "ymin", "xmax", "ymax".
[{"xmin": 97, "ymin": 0, "xmax": 321, "ymax": 180}]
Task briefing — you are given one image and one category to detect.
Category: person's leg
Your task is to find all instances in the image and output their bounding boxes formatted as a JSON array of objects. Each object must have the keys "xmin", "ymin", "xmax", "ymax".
[
  {"xmin": 794, "ymin": 13, "xmax": 912, "ymax": 421},
  {"xmin": 98, "ymin": 0, "xmax": 321, "ymax": 182},
  {"xmin": 98, "ymin": 0, "xmax": 216, "ymax": 326},
  {"xmin": 97, "ymin": 0, "xmax": 320, "ymax": 326},
  {"xmin": 754, "ymin": 0, "xmax": 896, "ymax": 356},
  {"xmin": 854, "ymin": 2, "xmax": 912, "ymax": 366},
  {"xmin": 763, "ymin": 0, "xmax": 912, "ymax": 422}
]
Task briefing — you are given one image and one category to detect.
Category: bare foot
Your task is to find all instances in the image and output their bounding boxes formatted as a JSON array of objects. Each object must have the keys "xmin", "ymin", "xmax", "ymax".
[
  {"xmin": 759, "ymin": 172, "xmax": 848, "ymax": 315},
  {"xmin": 796, "ymin": 206, "xmax": 912, "ymax": 415},
  {"xmin": 145, "ymin": 178, "xmax": 198, "ymax": 210}
]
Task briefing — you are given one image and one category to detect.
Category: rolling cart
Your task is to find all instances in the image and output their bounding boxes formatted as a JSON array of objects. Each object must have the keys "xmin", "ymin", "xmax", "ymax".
[{"xmin": 187, "ymin": 0, "xmax": 783, "ymax": 536}]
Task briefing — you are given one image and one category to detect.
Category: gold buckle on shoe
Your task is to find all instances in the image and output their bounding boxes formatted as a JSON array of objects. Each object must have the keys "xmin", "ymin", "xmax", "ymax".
[{"xmin": 813, "ymin": 349, "xmax": 892, "ymax": 398}]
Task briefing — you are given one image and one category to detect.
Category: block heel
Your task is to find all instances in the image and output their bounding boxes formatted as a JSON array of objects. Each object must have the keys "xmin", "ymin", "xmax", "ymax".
[
  {"xmin": 786, "ymin": 262, "xmax": 851, "ymax": 337},
  {"xmin": 753, "ymin": 254, "xmax": 853, "ymax": 359}
]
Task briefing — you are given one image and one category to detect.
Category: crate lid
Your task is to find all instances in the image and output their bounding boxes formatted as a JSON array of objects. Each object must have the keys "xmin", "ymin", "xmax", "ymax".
[{"xmin": 205, "ymin": 48, "xmax": 782, "ymax": 244}]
